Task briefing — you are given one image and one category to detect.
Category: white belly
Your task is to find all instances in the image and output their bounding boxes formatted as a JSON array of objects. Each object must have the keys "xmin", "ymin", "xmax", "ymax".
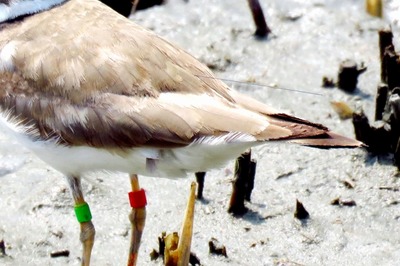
[
  {"xmin": 0, "ymin": 112, "xmax": 258, "ymax": 178},
  {"xmin": 30, "ymin": 140, "xmax": 256, "ymax": 177}
]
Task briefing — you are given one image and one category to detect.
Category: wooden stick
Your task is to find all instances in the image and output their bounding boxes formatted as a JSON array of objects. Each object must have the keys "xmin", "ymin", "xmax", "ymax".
[
  {"xmin": 177, "ymin": 182, "xmax": 197, "ymax": 266},
  {"xmin": 245, "ymin": 160, "xmax": 256, "ymax": 202},
  {"xmin": 379, "ymin": 30, "xmax": 394, "ymax": 84},
  {"xmin": 247, "ymin": 0, "xmax": 271, "ymax": 38},
  {"xmin": 228, "ymin": 152, "xmax": 251, "ymax": 215},
  {"xmin": 375, "ymin": 83, "xmax": 388, "ymax": 121},
  {"xmin": 195, "ymin": 172, "xmax": 206, "ymax": 199}
]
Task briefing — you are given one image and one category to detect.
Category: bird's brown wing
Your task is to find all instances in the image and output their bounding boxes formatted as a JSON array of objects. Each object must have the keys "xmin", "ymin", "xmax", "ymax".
[{"xmin": 0, "ymin": 0, "xmax": 362, "ymax": 149}]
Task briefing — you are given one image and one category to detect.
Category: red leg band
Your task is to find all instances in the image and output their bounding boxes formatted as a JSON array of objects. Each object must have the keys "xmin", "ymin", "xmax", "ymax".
[{"xmin": 128, "ymin": 189, "xmax": 147, "ymax": 208}]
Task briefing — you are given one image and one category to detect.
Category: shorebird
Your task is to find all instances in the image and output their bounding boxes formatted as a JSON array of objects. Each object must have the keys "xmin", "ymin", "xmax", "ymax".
[{"xmin": 0, "ymin": 0, "xmax": 362, "ymax": 265}]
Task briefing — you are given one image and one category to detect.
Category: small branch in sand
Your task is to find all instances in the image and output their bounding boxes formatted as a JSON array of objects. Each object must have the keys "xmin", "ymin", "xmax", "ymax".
[
  {"xmin": 228, "ymin": 151, "xmax": 257, "ymax": 215},
  {"xmin": 195, "ymin": 172, "xmax": 206, "ymax": 199},
  {"xmin": 245, "ymin": 160, "xmax": 257, "ymax": 201},
  {"xmin": 375, "ymin": 84, "xmax": 388, "ymax": 121},
  {"xmin": 352, "ymin": 29, "xmax": 400, "ymax": 169},
  {"xmin": 379, "ymin": 29, "xmax": 394, "ymax": 82},
  {"xmin": 353, "ymin": 111, "xmax": 392, "ymax": 153},
  {"xmin": 337, "ymin": 60, "xmax": 367, "ymax": 92},
  {"xmin": 153, "ymin": 183, "xmax": 200, "ymax": 266},
  {"xmin": 353, "ymin": 29, "xmax": 400, "ymax": 169},
  {"xmin": 247, "ymin": 0, "xmax": 271, "ymax": 38},
  {"xmin": 0, "ymin": 239, "xmax": 6, "ymax": 256}
]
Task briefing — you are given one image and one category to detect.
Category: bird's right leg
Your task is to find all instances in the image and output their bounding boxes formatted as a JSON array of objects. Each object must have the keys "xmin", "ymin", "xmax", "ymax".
[
  {"xmin": 66, "ymin": 176, "xmax": 96, "ymax": 266},
  {"xmin": 127, "ymin": 174, "xmax": 147, "ymax": 266}
]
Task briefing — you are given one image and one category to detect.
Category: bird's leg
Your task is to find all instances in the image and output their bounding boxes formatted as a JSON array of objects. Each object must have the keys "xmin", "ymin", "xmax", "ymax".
[
  {"xmin": 66, "ymin": 176, "xmax": 95, "ymax": 266},
  {"xmin": 127, "ymin": 174, "xmax": 147, "ymax": 266}
]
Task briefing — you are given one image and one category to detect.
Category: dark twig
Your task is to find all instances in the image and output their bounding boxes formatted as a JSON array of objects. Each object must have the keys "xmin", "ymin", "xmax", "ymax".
[
  {"xmin": 228, "ymin": 152, "xmax": 251, "ymax": 215},
  {"xmin": 352, "ymin": 29, "xmax": 400, "ymax": 163},
  {"xmin": 247, "ymin": 0, "xmax": 271, "ymax": 38},
  {"xmin": 352, "ymin": 111, "xmax": 372, "ymax": 146},
  {"xmin": 0, "ymin": 239, "xmax": 6, "ymax": 256},
  {"xmin": 375, "ymin": 84, "xmax": 388, "ymax": 120},
  {"xmin": 379, "ymin": 30, "xmax": 394, "ymax": 82},
  {"xmin": 352, "ymin": 111, "xmax": 391, "ymax": 153},
  {"xmin": 383, "ymin": 49, "xmax": 400, "ymax": 91},
  {"xmin": 228, "ymin": 151, "xmax": 257, "ymax": 215},
  {"xmin": 245, "ymin": 160, "xmax": 256, "ymax": 201},
  {"xmin": 195, "ymin": 172, "xmax": 206, "ymax": 199},
  {"xmin": 337, "ymin": 60, "xmax": 367, "ymax": 92}
]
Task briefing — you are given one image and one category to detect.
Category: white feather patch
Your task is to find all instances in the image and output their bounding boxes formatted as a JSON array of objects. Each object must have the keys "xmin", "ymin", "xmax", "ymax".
[
  {"xmin": 192, "ymin": 132, "xmax": 257, "ymax": 145},
  {"xmin": 0, "ymin": 109, "xmax": 44, "ymax": 148},
  {"xmin": 0, "ymin": 41, "xmax": 16, "ymax": 72}
]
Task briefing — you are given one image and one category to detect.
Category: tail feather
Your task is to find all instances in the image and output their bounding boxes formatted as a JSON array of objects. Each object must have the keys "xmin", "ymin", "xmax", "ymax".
[{"xmin": 288, "ymin": 132, "xmax": 364, "ymax": 148}]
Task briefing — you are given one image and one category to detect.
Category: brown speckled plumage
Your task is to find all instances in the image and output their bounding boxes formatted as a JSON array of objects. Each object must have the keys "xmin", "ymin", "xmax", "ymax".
[{"xmin": 0, "ymin": 0, "xmax": 361, "ymax": 150}]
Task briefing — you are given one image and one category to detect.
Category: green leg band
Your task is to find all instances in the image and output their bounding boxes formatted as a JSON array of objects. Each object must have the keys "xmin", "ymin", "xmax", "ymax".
[{"xmin": 74, "ymin": 202, "xmax": 92, "ymax": 223}]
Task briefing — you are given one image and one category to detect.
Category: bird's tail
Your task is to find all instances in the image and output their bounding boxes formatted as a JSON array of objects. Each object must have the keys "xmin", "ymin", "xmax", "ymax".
[
  {"xmin": 230, "ymin": 91, "xmax": 363, "ymax": 148},
  {"xmin": 287, "ymin": 131, "xmax": 364, "ymax": 148}
]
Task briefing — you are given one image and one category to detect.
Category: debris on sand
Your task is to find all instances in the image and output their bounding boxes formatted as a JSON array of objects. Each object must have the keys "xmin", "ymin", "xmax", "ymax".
[
  {"xmin": 209, "ymin": 237, "xmax": 228, "ymax": 258},
  {"xmin": 352, "ymin": 29, "xmax": 400, "ymax": 169},
  {"xmin": 294, "ymin": 199, "xmax": 310, "ymax": 220},
  {"xmin": 50, "ymin": 250, "xmax": 70, "ymax": 258},
  {"xmin": 0, "ymin": 239, "xmax": 6, "ymax": 257},
  {"xmin": 228, "ymin": 151, "xmax": 257, "ymax": 215}
]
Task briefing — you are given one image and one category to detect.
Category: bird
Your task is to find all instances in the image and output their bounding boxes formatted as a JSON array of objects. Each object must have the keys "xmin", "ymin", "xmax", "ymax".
[{"xmin": 0, "ymin": 0, "xmax": 362, "ymax": 265}]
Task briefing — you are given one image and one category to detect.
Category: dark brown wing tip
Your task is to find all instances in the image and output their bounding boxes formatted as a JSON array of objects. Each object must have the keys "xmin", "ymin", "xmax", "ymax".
[{"xmin": 289, "ymin": 132, "xmax": 365, "ymax": 148}]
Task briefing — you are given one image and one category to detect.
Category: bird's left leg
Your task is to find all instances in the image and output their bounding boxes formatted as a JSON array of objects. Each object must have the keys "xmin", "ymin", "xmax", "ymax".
[
  {"xmin": 127, "ymin": 174, "xmax": 147, "ymax": 266},
  {"xmin": 66, "ymin": 175, "xmax": 96, "ymax": 266}
]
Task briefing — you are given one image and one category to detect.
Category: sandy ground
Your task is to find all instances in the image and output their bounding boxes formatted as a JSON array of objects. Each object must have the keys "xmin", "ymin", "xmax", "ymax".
[{"xmin": 1, "ymin": 0, "xmax": 400, "ymax": 265}]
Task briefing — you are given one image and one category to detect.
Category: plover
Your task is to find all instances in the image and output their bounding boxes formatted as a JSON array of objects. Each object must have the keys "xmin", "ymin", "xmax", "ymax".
[{"xmin": 0, "ymin": 0, "xmax": 362, "ymax": 265}]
